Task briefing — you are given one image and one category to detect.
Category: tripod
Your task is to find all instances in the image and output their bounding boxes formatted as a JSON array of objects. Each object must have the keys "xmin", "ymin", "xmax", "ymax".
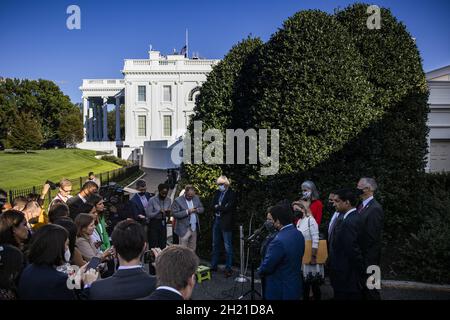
[{"xmin": 238, "ymin": 239, "xmax": 262, "ymax": 300}]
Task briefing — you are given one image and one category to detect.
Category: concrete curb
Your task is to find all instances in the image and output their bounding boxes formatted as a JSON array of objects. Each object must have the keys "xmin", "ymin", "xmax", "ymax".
[
  {"xmin": 125, "ymin": 171, "xmax": 147, "ymax": 189},
  {"xmin": 381, "ymin": 280, "xmax": 450, "ymax": 292}
]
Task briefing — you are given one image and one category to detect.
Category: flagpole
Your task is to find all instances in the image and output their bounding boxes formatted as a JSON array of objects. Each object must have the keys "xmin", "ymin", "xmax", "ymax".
[{"xmin": 185, "ymin": 28, "xmax": 189, "ymax": 59}]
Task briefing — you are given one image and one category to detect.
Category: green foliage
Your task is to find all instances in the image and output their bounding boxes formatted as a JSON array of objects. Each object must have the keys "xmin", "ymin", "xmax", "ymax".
[
  {"xmin": 234, "ymin": 10, "xmax": 378, "ymax": 174},
  {"xmin": 8, "ymin": 112, "xmax": 44, "ymax": 152},
  {"xmin": 101, "ymin": 155, "xmax": 131, "ymax": 167},
  {"xmin": 58, "ymin": 109, "xmax": 84, "ymax": 147},
  {"xmin": 0, "ymin": 78, "xmax": 79, "ymax": 145},
  {"xmin": 182, "ymin": 4, "xmax": 442, "ymax": 283},
  {"xmin": 107, "ymin": 104, "xmax": 125, "ymax": 141},
  {"xmin": 191, "ymin": 37, "xmax": 264, "ymax": 132},
  {"xmin": 391, "ymin": 173, "xmax": 450, "ymax": 284}
]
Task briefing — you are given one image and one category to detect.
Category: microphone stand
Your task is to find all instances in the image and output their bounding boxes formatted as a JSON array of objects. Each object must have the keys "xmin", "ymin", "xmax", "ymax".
[{"xmin": 238, "ymin": 228, "xmax": 264, "ymax": 300}]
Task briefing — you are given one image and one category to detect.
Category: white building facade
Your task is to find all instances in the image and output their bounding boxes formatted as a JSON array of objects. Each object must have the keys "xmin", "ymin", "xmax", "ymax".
[
  {"xmin": 79, "ymin": 53, "xmax": 450, "ymax": 172},
  {"xmin": 426, "ymin": 65, "xmax": 450, "ymax": 172},
  {"xmin": 78, "ymin": 50, "xmax": 219, "ymax": 163}
]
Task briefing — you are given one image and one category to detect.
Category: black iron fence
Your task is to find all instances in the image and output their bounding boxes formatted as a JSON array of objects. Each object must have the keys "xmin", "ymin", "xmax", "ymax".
[{"xmin": 7, "ymin": 164, "xmax": 140, "ymax": 204}]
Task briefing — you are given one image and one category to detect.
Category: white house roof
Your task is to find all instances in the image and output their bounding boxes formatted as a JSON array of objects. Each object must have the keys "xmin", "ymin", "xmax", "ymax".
[{"xmin": 426, "ymin": 65, "xmax": 450, "ymax": 81}]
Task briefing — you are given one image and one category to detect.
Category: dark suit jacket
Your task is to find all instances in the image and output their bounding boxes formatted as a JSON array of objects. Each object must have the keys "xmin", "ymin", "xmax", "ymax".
[
  {"xmin": 359, "ymin": 198, "xmax": 384, "ymax": 268},
  {"xmin": 18, "ymin": 264, "xmax": 75, "ymax": 300},
  {"xmin": 328, "ymin": 209, "xmax": 365, "ymax": 294},
  {"xmin": 129, "ymin": 192, "xmax": 153, "ymax": 222},
  {"xmin": 212, "ymin": 188, "xmax": 237, "ymax": 232},
  {"xmin": 146, "ymin": 288, "xmax": 184, "ymax": 300},
  {"xmin": 67, "ymin": 195, "xmax": 93, "ymax": 220},
  {"xmin": 89, "ymin": 267, "xmax": 156, "ymax": 300},
  {"xmin": 258, "ymin": 224, "xmax": 304, "ymax": 300}
]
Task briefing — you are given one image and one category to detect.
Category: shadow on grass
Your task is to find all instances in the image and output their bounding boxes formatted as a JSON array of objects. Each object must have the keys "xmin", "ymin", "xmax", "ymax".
[{"xmin": 2, "ymin": 150, "xmax": 38, "ymax": 154}]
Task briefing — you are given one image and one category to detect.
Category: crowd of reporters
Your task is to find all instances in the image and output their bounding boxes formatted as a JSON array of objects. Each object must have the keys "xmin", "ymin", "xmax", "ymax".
[
  {"xmin": 0, "ymin": 172, "xmax": 383, "ymax": 301},
  {"xmin": 0, "ymin": 173, "xmax": 200, "ymax": 300}
]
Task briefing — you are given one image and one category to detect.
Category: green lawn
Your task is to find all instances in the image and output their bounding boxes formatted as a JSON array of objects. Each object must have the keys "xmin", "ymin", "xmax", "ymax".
[{"xmin": 0, "ymin": 149, "xmax": 121, "ymax": 190}]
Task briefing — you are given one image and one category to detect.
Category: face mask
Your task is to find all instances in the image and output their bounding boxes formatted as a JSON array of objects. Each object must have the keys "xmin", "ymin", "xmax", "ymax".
[
  {"xmin": 356, "ymin": 188, "xmax": 364, "ymax": 196},
  {"xmin": 302, "ymin": 191, "xmax": 311, "ymax": 199},
  {"xmin": 326, "ymin": 203, "xmax": 335, "ymax": 213},
  {"xmin": 64, "ymin": 248, "xmax": 71, "ymax": 263},
  {"xmin": 293, "ymin": 210, "xmax": 303, "ymax": 218},
  {"xmin": 218, "ymin": 185, "xmax": 225, "ymax": 192},
  {"xmin": 28, "ymin": 217, "xmax": 39, "ymax": 225},
  {"xmin": 264, "ymin": 220, "xmax": 275, "ymax": 232}
]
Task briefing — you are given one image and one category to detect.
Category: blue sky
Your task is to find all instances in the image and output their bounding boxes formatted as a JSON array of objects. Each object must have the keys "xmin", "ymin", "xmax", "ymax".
[{"xmin": 0, "ymin": 0, "xmax": 449, "ymax": 103}]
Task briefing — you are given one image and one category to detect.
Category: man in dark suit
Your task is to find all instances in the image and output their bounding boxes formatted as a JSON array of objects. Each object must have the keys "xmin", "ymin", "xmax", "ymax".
[
  {"xmin": 328, "ymin": 188, "xmax": 364, "ymax": 300},
  {"xmin": 357, "ymin": 177, "xmax": 384, "ymax": 300},
  {"xmin": 146, "ymin": 245, "xmax": 199, "ymax": 300},
  {"xmin": 210, "ymin": 175, "xmax": 237, "ymax": 277},
  {"xmin": 128, "ymin": 179, "xmax": 153, "ymax": 224},
  {"xmin": 258, "ymin": 205, "xmax": 304, "ymax": 300},
  {"xmin": 67, "ymin": 181, "xmax": 98, "ymax": 220},
  {"xmin": 89, "ymin": 220, "xmax": 156, "ymax": 300}
]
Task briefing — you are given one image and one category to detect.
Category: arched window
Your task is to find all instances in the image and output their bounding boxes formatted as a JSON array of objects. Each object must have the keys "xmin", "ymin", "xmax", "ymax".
[{"xmin": 188, "ymin": 86, "xmax": 201, "ymax": 102}]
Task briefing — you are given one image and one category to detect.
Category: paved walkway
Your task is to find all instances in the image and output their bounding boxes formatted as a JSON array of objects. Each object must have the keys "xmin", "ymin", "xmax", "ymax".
[
  {"xmin": 191, "ymin": 262, "xmax": 450, "ymax": 300},
  {"xmin": 128, "ymin": 168, "xmax": 168, "ymax": 194}
]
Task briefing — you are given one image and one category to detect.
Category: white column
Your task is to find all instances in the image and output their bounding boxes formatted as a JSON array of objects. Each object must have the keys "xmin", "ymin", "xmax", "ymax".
[
  {"xmin": 88, "ymin": 104, "xmax": 94, "ymax": 141},
  {"xmin": 102, "ymin": 97, "xmax": 108, "ymax": 141},
  {"xmin": 82, "ymin": 97, "xmax": 88, "ymax": 142},
  {"xmin": 124, "ymin": 81, "xmax": 133, "ymax": 143},
  {"xmin": 93, "ymin": 104, "xmax": 98, "ymax": 141},
  {"xmin": 151, "ymin": 81, "xmax": 158, "ymax": 140},
  {"xmin": 115, "ymin": 97, "xmax": 122, "ymax": 143},
  {"xmin": 97, "ymin": 104, "xmax": 102, "ymax": 141}
]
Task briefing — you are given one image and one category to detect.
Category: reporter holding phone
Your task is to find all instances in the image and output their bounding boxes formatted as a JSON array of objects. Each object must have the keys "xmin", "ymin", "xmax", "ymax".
[
  {"xmin": 146, "ymin": 183, "xmax": 171, "ymax": 250},
  {"xmin": 75, "ymin": 213, "xmax": 114, "ymax": 263},
  {"xmin": 171, "ymin": 185, "xmax": 204, "ymax": 252},
  {"xmin": 18, "ymin": 224, "xmax": 97, "ymax": 300},
  {"xmin": 89, "ymin": 220, "xmax": 156, "ymax": 300}
]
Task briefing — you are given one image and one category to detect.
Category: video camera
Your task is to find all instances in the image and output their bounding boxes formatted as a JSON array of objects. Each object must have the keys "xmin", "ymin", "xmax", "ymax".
[
  {"xmin": 98, "ymin": 183, "xmax": 129, "ymax": 234},
  {"xmin": 45, "ymin": 180, "xmax": 60, "ymax": 190},
  {"xmin": 98, "ymin": 183, "xmax": 126, "ymax": 205}
]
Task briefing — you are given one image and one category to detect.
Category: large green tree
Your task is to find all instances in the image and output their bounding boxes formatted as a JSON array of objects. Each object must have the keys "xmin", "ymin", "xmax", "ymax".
[
  {"xmin": 58, "ymin": 109, "xmax": 84, "ymax": 147},
  {"xmin": 8, "ymin": 112, "xmax": 44, "ymax": 152},
  {"xmin": 0, "ymin": 78, "xmax": 78, "ymax": 146}
]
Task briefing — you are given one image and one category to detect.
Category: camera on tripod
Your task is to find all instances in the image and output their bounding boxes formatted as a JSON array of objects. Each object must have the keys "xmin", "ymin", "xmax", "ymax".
[{"xmin": 98, "ymin": 183, "xmax": 129, "ymax": 234}]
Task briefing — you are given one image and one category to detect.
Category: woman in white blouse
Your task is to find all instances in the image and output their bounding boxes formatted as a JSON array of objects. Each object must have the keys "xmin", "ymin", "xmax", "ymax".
[{"xmin": 293, "ymin": 199, "xmax": 323, "ymax": 300}]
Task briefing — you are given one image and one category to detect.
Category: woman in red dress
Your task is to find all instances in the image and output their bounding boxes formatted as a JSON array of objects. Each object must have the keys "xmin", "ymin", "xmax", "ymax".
[{"xmin": 300, "ymin": 180, "xmax": 323, "ymax": 226}]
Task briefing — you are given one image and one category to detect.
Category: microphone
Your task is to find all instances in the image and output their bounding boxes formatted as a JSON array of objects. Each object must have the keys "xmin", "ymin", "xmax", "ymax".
[{"xmin": 247, "ymin": 225, "xmax": 266, "ymax": 242}]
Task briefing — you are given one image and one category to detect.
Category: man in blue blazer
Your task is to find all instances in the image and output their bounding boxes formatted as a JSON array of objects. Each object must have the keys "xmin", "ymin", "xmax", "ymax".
[
  {"xmin": 128, "ymin": 180, "xmax": 154, "ymax": 224},
  {"xmin": 258, "ymin": 204, "xmax": 304, "ymax": 300}
]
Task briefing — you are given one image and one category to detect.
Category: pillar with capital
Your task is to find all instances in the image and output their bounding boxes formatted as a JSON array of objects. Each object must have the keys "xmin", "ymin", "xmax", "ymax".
[
  {"xmin": 82, "ymin": 97, "xmax": 89, "ymax": 142},
  {"xmin": 94, "ymin": 104, "xmax": 99, "ymax": 141},
  {"xmin": 88, "ymin": 106, "xmax": 94, "ymax": 141},
  {"xmin": 115, "ymin": 97, "xmax": 122, "ymax": 144},
  {"xmin": 97, "ymin": 103, "xmax": 102, "ymax": 141},
  {"xmin": 102, "ymin": 97, "xmax": 109, "ymax": 141}
]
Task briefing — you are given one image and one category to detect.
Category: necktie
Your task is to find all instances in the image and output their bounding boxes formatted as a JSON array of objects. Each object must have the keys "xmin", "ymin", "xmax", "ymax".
[{"xmin": 357, "ymin": 203, "xmax": 364, "ymax": 213}]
